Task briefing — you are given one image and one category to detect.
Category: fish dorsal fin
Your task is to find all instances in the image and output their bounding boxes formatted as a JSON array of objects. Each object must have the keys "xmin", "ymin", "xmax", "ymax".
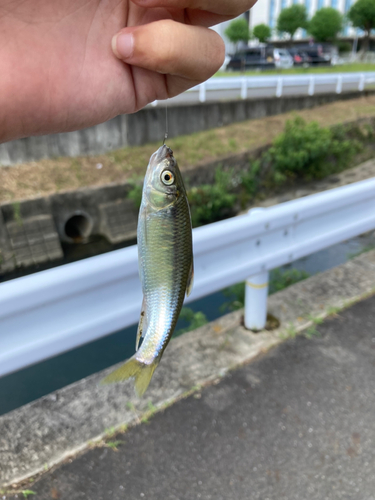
[
  {"xmin": 186, "ymin": 259, "xmax": 194, "ymax": 297},
  {"xmin": 136, "ymin": 297, "xmax": 148, "ymax": 351}
]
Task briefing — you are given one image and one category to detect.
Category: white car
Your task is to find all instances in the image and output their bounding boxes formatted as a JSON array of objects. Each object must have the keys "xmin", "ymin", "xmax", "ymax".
[{"xmin": 273, "ymin": 48, "xmax": 294, "ymax": 69}]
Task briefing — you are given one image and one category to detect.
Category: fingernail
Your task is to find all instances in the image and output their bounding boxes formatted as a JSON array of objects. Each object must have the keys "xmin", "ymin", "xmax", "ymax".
[{"xmin": 112, "ymin": 33, "xmax": 134, "ymax": 60}]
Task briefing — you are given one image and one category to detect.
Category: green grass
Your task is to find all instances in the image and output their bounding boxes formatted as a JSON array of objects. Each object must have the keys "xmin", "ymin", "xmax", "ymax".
[{"xmin": 216, "ymin": 62, "xmax": 375, "ymax": 77}]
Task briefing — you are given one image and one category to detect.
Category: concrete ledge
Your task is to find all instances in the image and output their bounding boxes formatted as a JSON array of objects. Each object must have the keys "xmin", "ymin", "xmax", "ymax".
[
  {"xmin": 1, "ymin": 91, "xmax": 374, "ymax": 166},
  {"xmin": 1, "ymin": 249, "xmax": 375, "ymax": 487}
]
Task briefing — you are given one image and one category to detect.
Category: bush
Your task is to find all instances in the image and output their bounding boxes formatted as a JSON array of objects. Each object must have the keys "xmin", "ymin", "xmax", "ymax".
[
  {"xmin": 240, "ymin": 160, "xmax": 261, "ymax": 197},
  {"xmin": 267, "ymin": 116, "xmax": 358, "ymax": 181},
  {"xmin": 188, "ymin": 168, "xmax": 237, "ymax": 227},
  {"xmin": 175, "ymin": 307, "xmax": 208, "ymax": 336},
  {"xmin": 128, "ymin": 181, "xmax": 143, "ymax": 209},
  {"xmin": 335, "ymin": 40, "xmax": 352, "ymax": 54},
  {"xmin": 269, "ymin": 268, "xmax": 310, "ymax": 294}
]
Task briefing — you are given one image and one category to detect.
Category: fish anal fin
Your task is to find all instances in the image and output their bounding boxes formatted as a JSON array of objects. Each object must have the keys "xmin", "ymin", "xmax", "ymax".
[{"xmin": 186, "ymin": 258, "xmax": 194, "ymax": 297}]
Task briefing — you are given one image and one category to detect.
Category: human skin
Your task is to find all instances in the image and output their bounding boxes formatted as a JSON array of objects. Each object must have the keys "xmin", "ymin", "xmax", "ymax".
[{"xmin": 0, "ymin": 0, "xmax": 256, "ymax": 143}]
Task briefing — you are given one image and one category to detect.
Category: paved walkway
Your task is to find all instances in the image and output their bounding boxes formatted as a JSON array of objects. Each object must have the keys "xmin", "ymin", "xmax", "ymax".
[{"xmin": 15, "ymin": 294, "xmax": 375, "ymax": 500}]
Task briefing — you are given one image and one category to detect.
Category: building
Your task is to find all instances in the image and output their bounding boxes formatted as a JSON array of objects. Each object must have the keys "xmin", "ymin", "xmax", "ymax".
[
  {"xmin": 212, "ymin": 0, "xmax": 359, "ymax": 52},
  {"xmin": 249, "ymin": 0, "xmax": 357, "ymax": 40}
]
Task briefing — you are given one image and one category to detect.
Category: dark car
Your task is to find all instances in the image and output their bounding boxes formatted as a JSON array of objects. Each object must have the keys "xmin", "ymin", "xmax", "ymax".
[
  {"xmin": 287, "ymin": 47, "xmax": 312, "ymax": 67},
  {"xmin": 297, "ymin": 44, "xmax": 331, "ymax": 66},
  {"xmin": 226, "ymin": 47, "xmax": 275, "ymax": 71}
]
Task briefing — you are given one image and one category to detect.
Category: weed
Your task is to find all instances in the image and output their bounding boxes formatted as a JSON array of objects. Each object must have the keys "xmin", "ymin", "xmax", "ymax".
[
  {"xmin": 228, "ymin": 138, "xmax": 238, "ymax": 150},
  {"xmin": 326, "ymin": 305, "xmax": 341, "ymax": 316},
  {"xmin": 285, "ymin": 324, "xmax": 298, "ymax": 338},
  {"xmin": 147, "ymin": 401, "xmax": 157, "ymax": 412},
  {"xmin": 304, "ymin": 326, "xmax": 321, "ymax": 339},
  {"xmin": 12, "ymin": 201, "xmax": 22, "ymax": 227},
  {"xmin": 126, "ymin": 402, "xmax": 136, "ymax": 412},
  {"xmin": 306, "ymin": 314, "xmax": 323, "ymax": 325},
  {"xmin": 106, "ymin": 440, "xmax": 123, "ymax": 451},
  {"xmin": 22, "ymin": 491, "xmax": 36, "ymax": 498},
  {"xmin": 347, "ymin": 244, "xmax": 375, "ymax": 260},
  {"xmin": 105, "ymin": 426, "xmax": 116, "ymax": 438},
  {"xmin": 175, "ymin": 307, "xmax": 208, "ymax": 336},
  {"xmin": 141, "ymin": 414, "xmax": 150, "ymax": 424},
  {"xmin": 269, "ymin": 268, "xmax": 310, "ymax": 294},
  {"xmin": 279, "ymin": 324, "xmax": 298, "ymax": 339}
]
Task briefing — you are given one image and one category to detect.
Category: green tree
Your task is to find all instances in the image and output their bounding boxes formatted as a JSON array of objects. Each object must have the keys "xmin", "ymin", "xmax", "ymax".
[
  {"xmin": 224, "ymin": 17, "xmax": 251, "ymax": 48},
  {"xmin": 348, "ymin": 0, "xmax": 375, "ymax": 53},
  {"xmin": 308, "ymin": 7, "xmax": 343, "ymax": 42},
  {"xmin": 253, "ymin": 23, "xmax": 272, "ymax": 43},
  {"xmin": 277, "ymin": 4, "xmax": 308, "ymax": 40}
]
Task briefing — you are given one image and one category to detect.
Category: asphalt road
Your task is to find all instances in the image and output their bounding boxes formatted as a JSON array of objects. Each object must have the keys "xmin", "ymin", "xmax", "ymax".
[
  {"xmin": 152, "ymin": 81, "xmax": 366, "ymax": 106},
  {"xmin": 21, "ymin": 293, "xmax": 375, "ymax": 500}
]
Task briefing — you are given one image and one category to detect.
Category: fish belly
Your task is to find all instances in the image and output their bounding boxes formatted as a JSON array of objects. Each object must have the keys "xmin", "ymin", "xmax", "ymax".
[{"xmin": 137, "ymin": 197, "xmax": 192, "ymax": 363}]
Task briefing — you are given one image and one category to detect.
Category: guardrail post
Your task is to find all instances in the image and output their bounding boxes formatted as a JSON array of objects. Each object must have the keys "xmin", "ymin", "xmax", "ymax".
[
  {"xmin": 276, "ymin": 77, "xmax": 283, "ymax": 98},
  {"xmin": 199, "ymin": 82, "xmax": 206, "ymax": 102},
  {"xmin": 244, "ymin": 207, "xmax": 269, "ymax": 331},
  {"xmin": 244, "ymin": 271, "xmax": 269, "ymax": 331},
  {"xmin": 308, "ymin": 76, "xmax": 315, "ymax": 96},
  {"xmin": 336, "ymin": 75, "xmax": 342, "ymax": 94},
  {"xmin": 241, "ymin": 77, "xmax": 247, "ymax": 99},
  {"xmin": 358, "ymin": 73, "xmax": 365, "ymax": 91}
]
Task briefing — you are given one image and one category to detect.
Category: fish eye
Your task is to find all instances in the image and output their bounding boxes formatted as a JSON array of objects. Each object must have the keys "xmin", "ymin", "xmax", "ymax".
[{"xmin": 161, "ymin": 170, "xmax": 174, "ymax": 186}]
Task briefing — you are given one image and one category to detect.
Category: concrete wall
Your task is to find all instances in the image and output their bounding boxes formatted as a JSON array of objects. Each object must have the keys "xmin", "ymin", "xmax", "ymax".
[{"xmin": 1, "ymin": 90, "xmax": 373, "ymax": 166}]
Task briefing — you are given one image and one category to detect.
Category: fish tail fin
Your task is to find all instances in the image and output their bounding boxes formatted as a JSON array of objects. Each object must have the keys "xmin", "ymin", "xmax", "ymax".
[{"xmin": 101, "ymin": 356, "xmax": 159, "ymax": 397}]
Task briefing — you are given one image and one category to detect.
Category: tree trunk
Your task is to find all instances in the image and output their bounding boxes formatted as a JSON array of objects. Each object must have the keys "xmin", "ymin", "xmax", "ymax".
[{"xmin": 360, "ymin": 30, "xmax": 370, "ymax": 60}]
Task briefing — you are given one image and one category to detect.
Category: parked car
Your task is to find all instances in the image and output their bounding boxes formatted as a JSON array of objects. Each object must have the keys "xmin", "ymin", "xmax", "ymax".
[
  {"xmin": 273, "ymin": 48, "xmax": 294, "ymax": 69},
  {"xmin": 226, "ymin": 46, "xmax": 294, "ymax": 71},
  {"xmin": 297, "ymin": 44, "xmax": 331, "ymax": 66},
  {"xmin": 226, "ymin": 46, "xmax": 276, "ymax": 71},
  {"xmin": 287, "ymin": 47, "xmax": 312, "ymax": 67}
]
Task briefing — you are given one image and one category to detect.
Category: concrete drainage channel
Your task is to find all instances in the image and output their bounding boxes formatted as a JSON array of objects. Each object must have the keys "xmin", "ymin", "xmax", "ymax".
[
  {"xmin": 0, "ymin": 143, "xmax": 266, "ymax": 279},
  {"xmin": 1, "ymin": 114, "xmax": 375, "ymax": 280}
]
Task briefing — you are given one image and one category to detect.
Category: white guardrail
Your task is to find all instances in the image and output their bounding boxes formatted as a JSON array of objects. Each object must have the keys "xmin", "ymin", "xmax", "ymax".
[
  {"xmin": 151, "ymin": 72, "xmax": 375, "ymax": 105},
  {"xmin": 1, "ymin": 177, "xmax": 375, "ymax": 378}
]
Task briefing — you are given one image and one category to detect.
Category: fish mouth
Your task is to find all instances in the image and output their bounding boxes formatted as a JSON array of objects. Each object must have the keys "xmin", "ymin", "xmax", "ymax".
[{"xmin": 155, "ymin": 144, "xmax": 174, "ymax": 163}]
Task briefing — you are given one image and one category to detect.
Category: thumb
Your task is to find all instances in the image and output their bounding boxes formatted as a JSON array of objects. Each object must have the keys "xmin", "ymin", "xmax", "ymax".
[{"xmin": 112, "ymin": 20, "xmax": 224, "ymax": 83}]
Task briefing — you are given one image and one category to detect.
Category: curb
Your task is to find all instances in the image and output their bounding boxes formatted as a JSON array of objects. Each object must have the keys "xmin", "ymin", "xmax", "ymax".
[{"xmin": 1, "ymin": 249, "xmax": 375, "ymax": 487}]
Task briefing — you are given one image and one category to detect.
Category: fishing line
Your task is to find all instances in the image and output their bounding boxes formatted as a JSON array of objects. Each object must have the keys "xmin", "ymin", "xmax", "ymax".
[{"xmin": 163, "ymin": 104, "xmax": 168, "ymax": 145}]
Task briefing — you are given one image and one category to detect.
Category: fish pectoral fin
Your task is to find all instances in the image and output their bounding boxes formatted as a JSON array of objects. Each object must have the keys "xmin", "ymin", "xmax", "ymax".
[
  {"xmin": 136, "ymin": 297, "xmax": 147, "ymax": 351},
  {"xmin": 186, "ymin": 258, "xmax": 194, "ymax": 297},
  {"xmin": 101, "ymin": 356, "xmax": 159, "ymax": 397}
]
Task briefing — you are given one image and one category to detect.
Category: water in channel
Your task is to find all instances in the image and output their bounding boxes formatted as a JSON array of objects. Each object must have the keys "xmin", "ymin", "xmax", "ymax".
[{"xmin": 1, "ymin": 231, "xmax": 375, "ymax": 416}]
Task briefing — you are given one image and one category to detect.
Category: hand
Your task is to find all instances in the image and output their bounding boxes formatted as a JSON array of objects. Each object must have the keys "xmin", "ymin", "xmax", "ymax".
[{"xmin": 0, "ymin": 0, "xmax": 255, "ymax": 142}]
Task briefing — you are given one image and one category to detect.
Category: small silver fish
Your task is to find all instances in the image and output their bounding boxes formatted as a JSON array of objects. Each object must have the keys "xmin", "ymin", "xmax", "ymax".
[{"xmin": 102, "ymin": 145, "xmax": 194, "ymax": 396}]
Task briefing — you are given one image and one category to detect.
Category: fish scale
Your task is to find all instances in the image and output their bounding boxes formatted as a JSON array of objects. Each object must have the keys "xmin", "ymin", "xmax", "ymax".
[
  {"xmin": 140, "ymin": 201, "xmax": 192, "ymax": 363},
  {"xmin": 102, "ymin": 145, "xmax": 193, "ymax": 396}
]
